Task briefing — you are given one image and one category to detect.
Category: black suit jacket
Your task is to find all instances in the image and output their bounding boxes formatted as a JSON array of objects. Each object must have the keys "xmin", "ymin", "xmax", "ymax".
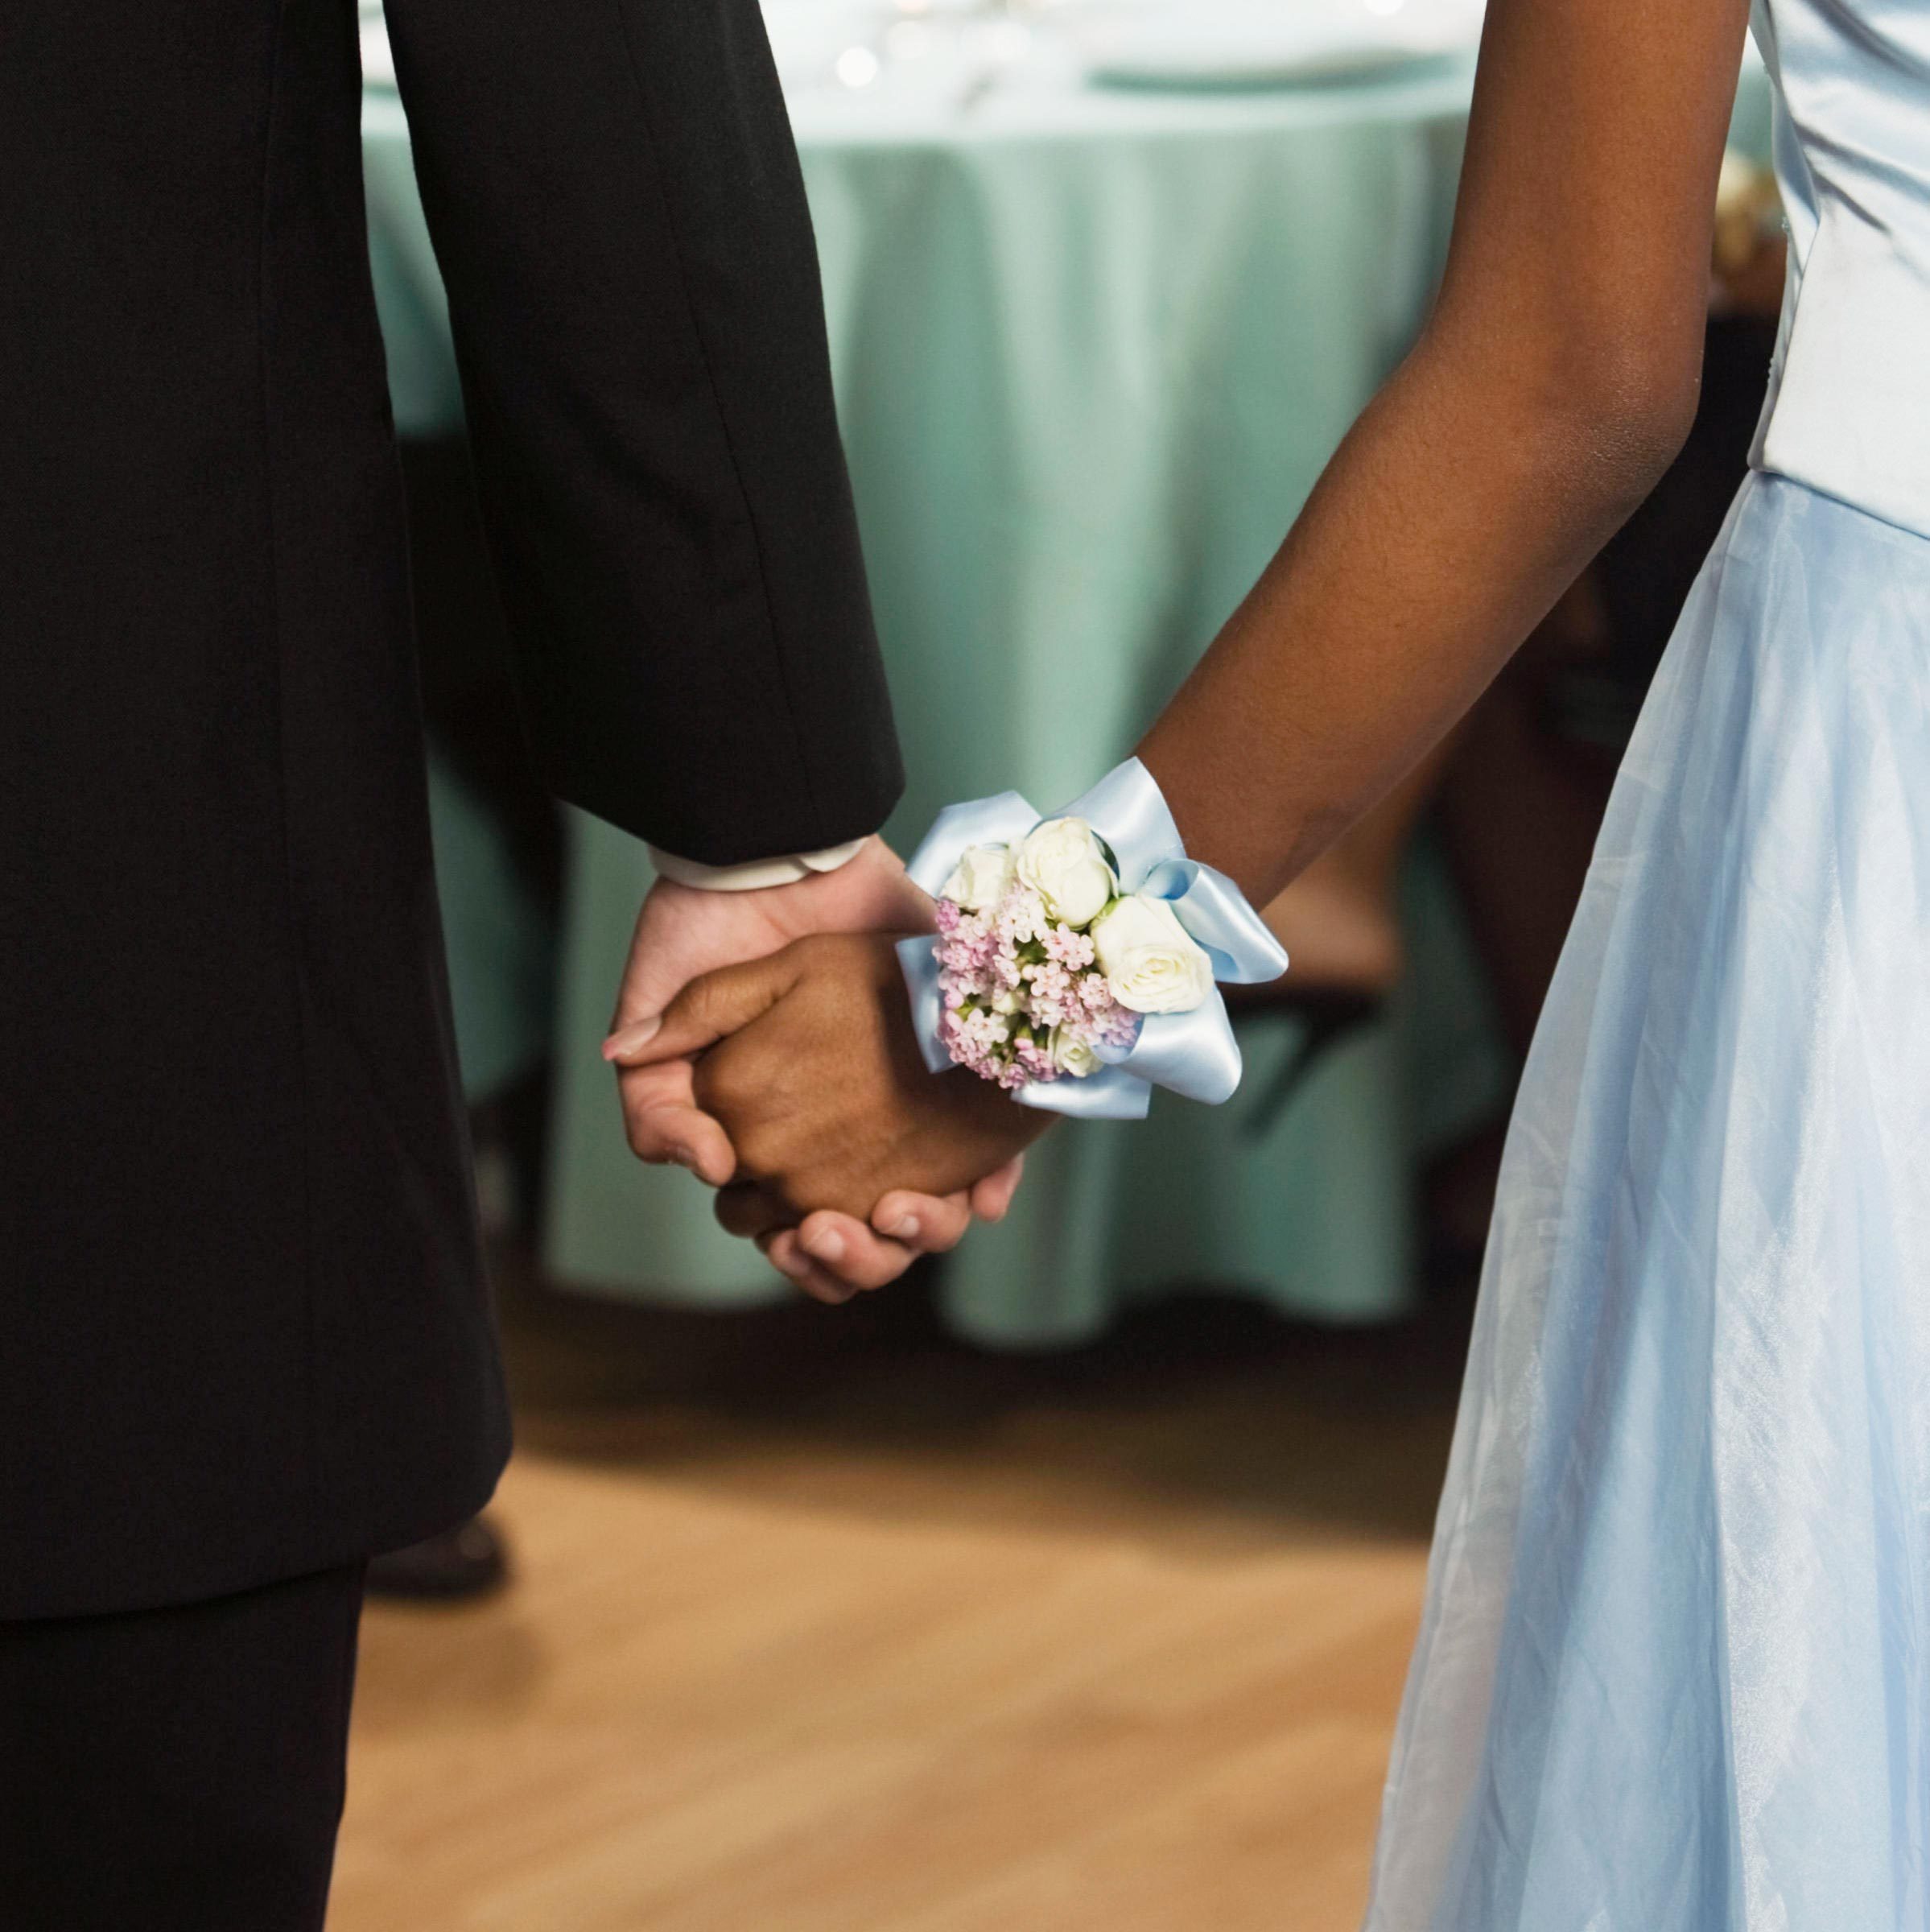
[{"xmin": 0, "ymin": 0, "xmax": 901, "ymax": 1619}]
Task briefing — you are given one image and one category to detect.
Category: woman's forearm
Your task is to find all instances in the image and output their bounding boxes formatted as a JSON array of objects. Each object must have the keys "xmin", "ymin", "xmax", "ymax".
[
  {"xmin": 1136, "ymin": 0, "xmax": 1751, "ymax": 906},
  {"xmin": 1136, "ymin": 332, "xmax": 1689, "ymax": 904}
]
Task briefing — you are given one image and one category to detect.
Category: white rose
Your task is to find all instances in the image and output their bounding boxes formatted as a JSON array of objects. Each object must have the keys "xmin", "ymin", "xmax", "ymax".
[
  {"xmin": 942, "ymin": 842, "xmax": 1017, "ymax": 911},
  {"xmin": 1051, "ymin": 1029, "xmax": 1101, "ymax": 1078},
  {"xmin": 1091, "ymin": 892, "xmax": 1214, "ymax": 1014},
  {"xmin": 1017, "ymin": 816, "xmax": 1116, "ymax": 927}
]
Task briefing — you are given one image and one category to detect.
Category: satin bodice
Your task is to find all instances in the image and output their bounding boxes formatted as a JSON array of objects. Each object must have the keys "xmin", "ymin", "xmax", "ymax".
[{"xmin": 1752, "ymin": 0, "xmax": 1930, "ymax": 538}]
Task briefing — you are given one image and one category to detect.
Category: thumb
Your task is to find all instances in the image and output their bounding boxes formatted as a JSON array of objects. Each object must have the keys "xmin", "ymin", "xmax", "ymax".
[
  {"xmin": 604, "ymin": 948, "xmax": 804, "ymax": 1067},
  {"xmin": 967, "ymin": 1155, "xmax": 1027, "ymax": 1223}
]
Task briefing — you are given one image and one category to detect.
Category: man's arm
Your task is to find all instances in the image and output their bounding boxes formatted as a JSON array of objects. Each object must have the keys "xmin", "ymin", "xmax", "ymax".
[
  {"xmin": 381, "ymin": 0, "xmax": 1010, "ymax": 1289},
  {"xmin": 382, "ymin": 0, "xmax": 901, "ymax": 860}
]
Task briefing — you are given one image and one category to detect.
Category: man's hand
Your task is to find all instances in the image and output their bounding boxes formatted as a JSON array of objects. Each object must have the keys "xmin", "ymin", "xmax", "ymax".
[
  {"xmin": 612, "ymin": 933, "xmax": 1051, "ymax": 1261},
  {"xmin": 758, "ymin": 1154, "xmax": 1029, "ymax": 1305},
  {"xmin": 601, "ymin": 837, "xmax": 1025, "ymax": 1294}
]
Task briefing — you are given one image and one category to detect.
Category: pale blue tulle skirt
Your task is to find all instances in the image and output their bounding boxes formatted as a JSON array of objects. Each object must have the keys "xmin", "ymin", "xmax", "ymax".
[{"xmin": 1364, "ymin": 473, "xmax": 1930, "ymax": 1930}]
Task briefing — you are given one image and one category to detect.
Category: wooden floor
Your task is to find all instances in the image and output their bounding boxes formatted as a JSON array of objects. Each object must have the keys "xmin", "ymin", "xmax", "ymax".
[{"xmin": 331, "ymin": 1272, "xmax": 1467, "ymax": 1932}]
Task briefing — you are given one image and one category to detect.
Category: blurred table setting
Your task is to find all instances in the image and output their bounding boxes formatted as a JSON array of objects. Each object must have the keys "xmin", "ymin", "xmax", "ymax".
[{"xmin": 357, "ymin": 0, "xmax": 1696, "ymax": 1342}]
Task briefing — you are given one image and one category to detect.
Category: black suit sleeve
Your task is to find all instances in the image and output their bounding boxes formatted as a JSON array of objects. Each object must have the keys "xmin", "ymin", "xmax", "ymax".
[{"xmin": 381, "ymin": 0, "xmax": 903, "ymax": 863}]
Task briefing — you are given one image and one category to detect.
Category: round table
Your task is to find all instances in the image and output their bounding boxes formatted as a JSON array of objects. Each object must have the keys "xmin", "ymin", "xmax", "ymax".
[{"xmin": 362, "ymin": 10, "xmax": 1517, "ymax": 1343}]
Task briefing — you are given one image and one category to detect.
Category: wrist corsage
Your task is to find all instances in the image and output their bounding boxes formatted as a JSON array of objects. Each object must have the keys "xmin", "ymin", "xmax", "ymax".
[{"xmin": 897, "ymin": 759, "xmax": 1289, "ymax": 1120}]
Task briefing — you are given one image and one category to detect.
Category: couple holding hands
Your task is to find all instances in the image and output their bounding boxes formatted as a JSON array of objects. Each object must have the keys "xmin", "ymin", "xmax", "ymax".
[
  {"xmin": 9, "ymin": 0, "xmax": 1907, "ymax": 1920},
  {"xmin": 602, "ymin": 754, "xmax": 1289, "ymax": 1303}
]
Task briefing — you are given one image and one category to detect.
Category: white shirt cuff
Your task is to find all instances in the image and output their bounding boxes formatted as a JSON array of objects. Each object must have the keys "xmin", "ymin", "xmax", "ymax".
[{"xmin": 646, "ymin": 836, "xmax": 869, "ymax": 893}]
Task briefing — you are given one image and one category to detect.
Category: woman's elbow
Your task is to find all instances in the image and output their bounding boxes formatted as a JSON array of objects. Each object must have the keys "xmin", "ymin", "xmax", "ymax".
[
  {"xmin": 1424, "ymin": 293, "xmax": 1709, "ymax": 520},
  {"xmin": 1553, "ymin": 332, "xmax": 1705, "ymax": 514}
]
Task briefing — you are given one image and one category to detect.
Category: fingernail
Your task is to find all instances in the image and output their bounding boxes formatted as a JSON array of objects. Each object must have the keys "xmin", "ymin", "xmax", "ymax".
[
  {"xmin": 888, "ymin": 1215, "xmax": 919, "ymax": 1240},
  {"xmin": 666, "ymin": 1146, "xmax": 702, "ymax": 1174},
  {"xmin": 602, "ymin": 1016, "xmax": 661, "ymax": 1061},
  {"xmin": 803, "ymin": 1228, "xmax": 846, "ymax": 1265}
]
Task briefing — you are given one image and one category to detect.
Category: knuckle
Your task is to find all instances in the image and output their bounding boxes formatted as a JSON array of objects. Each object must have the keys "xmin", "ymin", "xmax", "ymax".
[
  {"xmin": 792, "ymin": 931, "xmax": 845, "ymax": 976},
  {"xmin": 691, "ymin": 1052, "xmax": 741, "ymax": 1121},
  {"xmin": 671, "ymin": 978, "xmax": 717, "ymax": 1034},
  {"xmin": 774, "ymin": 1166, "xmax": 817, "ymax": 1212},
  {"xmin": 716, "ymin": 1183, "xmax": 780, "ymax": 1240},
  {"xmin": 733, "ymin": 1125, "xmax": 789, "ymax": 1187}
]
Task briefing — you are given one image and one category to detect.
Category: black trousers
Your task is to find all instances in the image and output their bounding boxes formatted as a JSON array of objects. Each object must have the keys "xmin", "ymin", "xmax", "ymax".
[{"xmin": 0, "ymin": 1564, "xmax": 366, "ymax": 1930}]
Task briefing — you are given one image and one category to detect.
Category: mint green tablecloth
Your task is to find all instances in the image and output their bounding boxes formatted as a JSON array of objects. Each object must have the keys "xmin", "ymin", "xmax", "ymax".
[{"xmin": 366, "ymin": 25, "xmax": 1764, "ymax": 1343}]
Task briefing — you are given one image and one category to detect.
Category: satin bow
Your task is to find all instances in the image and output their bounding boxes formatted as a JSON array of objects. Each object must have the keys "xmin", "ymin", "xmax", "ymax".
[{"xmin": 896, "ymin": 758, "xmax": 1289, "ymax": 1120}]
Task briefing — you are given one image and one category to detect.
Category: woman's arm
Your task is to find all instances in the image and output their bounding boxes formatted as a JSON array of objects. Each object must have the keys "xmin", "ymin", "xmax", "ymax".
[
  {"xmin": 1138, "ymin": 0, "xmax": 1753, "ymax": 902},
  {"xmin": 614, "ymin": 0, "xmax": 1760, "ymax": 1238}
]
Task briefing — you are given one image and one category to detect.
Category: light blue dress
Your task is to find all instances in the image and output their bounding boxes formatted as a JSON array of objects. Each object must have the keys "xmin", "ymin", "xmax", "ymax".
[{"xmin": 1363, "ymin": 3, "xmax": 1930, "ymax": 1926}]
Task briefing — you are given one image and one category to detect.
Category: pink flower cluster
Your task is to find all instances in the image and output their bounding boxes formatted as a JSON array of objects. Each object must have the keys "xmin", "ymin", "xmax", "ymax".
[{"xmin": 932, "ymin": 886, "xmax": 1140, "ymax": 1090}]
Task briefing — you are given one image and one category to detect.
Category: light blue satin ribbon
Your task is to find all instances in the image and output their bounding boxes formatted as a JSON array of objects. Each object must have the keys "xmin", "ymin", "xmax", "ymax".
[{"xmin": 896, "ymin": 758, "xmax": 1289, "ymax": 1121}]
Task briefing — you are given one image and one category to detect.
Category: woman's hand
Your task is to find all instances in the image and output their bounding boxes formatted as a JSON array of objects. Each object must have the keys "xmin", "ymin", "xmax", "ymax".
[
  {"xmin": 611, "ymin": 933, "xmax": 1051, "ymax": 1258},
  {"xmin": 603, "ymin": 840, "xmax": 1024, "ymax": 1295},
  {"xmin": 603, "ymin": 836, "xmax": 931, "ymax": 1181}
]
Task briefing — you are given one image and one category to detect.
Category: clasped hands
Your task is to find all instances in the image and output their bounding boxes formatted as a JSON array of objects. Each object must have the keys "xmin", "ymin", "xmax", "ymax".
[{"xmin": 602, "ymin": 837, "xmax": 1048, "ymax": 1302}]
